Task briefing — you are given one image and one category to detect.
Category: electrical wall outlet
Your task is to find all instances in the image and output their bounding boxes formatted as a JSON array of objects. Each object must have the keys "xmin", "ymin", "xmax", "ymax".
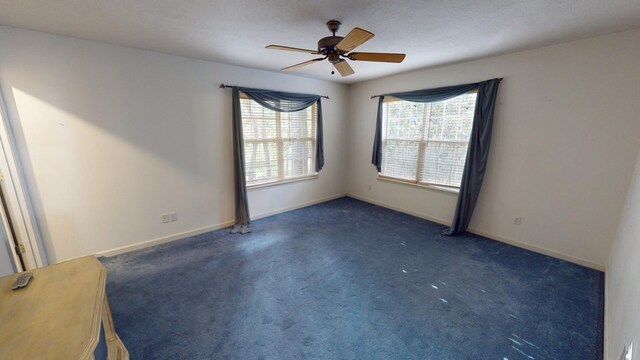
[
  {"xmin": 513, "ymin": 216, "xmax": 522, "ymax": 225},
  {"xmin": 161, "ymin": 214, "xmax": 171, "ymax": 223},
  {"xmin": 170, "ymin": 212, "xmax": 178, "ymax": 222}
]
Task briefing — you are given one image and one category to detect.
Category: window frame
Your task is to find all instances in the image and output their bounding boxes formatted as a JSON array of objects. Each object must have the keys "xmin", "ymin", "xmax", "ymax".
[
  {"xmin": 240, "ymin": 92, "xmax": 318, "ymax": 189},
  {"xmin": 378, "ymin": 90, "xmax": 478, "ymax": 192}
]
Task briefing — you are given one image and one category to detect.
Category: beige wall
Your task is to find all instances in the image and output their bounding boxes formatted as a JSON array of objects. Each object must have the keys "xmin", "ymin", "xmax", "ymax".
[
  {"xmin": 0, "ymin": 26, "xmax": 349, "ymax": 263},
  {"xmin": 346, "ymin": 29, "xmax": 640, "ymax": 269},
  {"xmin": 606, "ymin": 148, "xmax": 640, "ymax": 359}
]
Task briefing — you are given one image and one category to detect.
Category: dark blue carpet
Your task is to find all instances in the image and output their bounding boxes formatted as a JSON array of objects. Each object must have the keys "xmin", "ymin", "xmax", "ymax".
[{"xmin": 100, "ymin": 197, "xmax": 604, "ymax": 359}]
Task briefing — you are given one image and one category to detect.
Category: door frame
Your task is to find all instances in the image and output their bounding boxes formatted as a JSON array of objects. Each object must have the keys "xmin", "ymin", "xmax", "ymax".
[
  {"xmin": 0, "ymin": 183, "xmax": 23, "ymax": 271},
  {"xmin": 0, "ymin": 89, "xmax": 46, "ymax": 270}
]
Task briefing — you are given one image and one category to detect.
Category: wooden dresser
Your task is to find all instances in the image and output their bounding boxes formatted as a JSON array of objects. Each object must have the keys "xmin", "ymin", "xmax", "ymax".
[{"xmin": 0, "ymin": 256, "xmax": 128, "ymax": 359}]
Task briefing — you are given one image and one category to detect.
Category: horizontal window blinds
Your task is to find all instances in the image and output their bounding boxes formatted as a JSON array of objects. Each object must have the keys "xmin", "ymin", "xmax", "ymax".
[
  {"xmin": 240, "ymin": 96, "xmax": 316, "ymax": 186},
  {"xmin": 381, "ymin": 92, "xmax": 477, "ymax": 188}
]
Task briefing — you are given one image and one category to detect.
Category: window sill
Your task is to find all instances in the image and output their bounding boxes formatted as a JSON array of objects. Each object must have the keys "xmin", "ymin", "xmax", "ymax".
[
  {"xmin": 247, "ymin": 174, "xmax": 319, "ymax": 190},
  {"xmin": 377, "ymin": 175, "xmax": 459, "ymax": 195}
]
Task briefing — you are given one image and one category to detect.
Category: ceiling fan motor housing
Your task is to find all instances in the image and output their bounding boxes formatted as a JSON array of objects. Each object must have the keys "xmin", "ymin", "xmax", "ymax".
[
  {"xmin": 318, "ymin": 19, "xmax": 346, "ymax": 64},
  {"xmin": 318, "ymin": 36, "xmax": 345, "ymax": 60}
]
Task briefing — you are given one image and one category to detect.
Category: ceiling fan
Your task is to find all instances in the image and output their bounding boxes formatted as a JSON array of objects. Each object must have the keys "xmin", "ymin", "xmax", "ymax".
[{"xmin": 266, "ymin": 20, "xmax": 406, "ymax": 77}]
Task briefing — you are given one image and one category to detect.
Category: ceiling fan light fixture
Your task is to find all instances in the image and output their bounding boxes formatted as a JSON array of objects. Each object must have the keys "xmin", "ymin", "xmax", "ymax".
[{"xmin": 327, "ymin": 53, "xmax": 341, "ymax": 64}]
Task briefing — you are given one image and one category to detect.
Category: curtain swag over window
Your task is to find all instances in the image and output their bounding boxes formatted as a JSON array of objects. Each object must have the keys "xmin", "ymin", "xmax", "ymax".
[
  {"xmin": 371, "ymin": 78, "xmax": 501, "ymax": 236},
  {"xmin": 230, "ymin": 86, "xmax": 325, "ymax": 234}
]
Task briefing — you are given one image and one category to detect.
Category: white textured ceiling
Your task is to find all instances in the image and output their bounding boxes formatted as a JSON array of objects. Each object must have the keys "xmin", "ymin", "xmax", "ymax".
[{"xmin": 1, "ymin": 0, "xmax": 640, "ymax": 84}]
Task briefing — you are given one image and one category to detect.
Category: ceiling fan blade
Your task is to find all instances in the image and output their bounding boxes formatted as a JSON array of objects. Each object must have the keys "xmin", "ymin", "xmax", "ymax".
[
  {"xmin": 334, "ymin": 60, "xmax": 355, "ymax": 77},
  {"xmin": 266, "ymin": 45, "xmax": 319, "ymax": 54},
  {"xmin": 282, "ymin": 57, "xmax": 325, "ymax": 71},
  {"xmin": 336, "ymin": 27, "xmax": 374, "ymax": 52},
  {"xmin": 348, "ymin": 52, "xmax": 406, "ymax": 63}
]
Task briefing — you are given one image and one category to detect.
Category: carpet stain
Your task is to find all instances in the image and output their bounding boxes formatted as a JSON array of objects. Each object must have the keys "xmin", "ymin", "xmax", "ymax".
[
  {"xmin": 280, "ymin": 318, "xmax": 296, "ymax": 331},
  {"xmin": 303, "ymin": 336, "xmax": 315, "ymax": 347}
]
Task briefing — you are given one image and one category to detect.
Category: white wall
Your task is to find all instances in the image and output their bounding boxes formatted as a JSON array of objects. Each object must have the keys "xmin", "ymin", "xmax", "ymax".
[
  {"xmin": 346, "ymin": 29, "xmax": 640, "ymax": 269},
  {"xmin": 0, "ymin": 26, "xmax": 349, "ymax": 263},
  {"xmin": 607, "ymin": 148, "xmax": 640, "ymax": 359}
]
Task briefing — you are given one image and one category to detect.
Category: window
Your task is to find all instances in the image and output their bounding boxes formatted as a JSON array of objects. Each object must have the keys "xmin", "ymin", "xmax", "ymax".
[
  {"xmin": 240, "ymin": 93, "xmax": 317, "ymax": 187},
  {"xmin": 380, "ymin": 91, "xmax": 477, "ymax": 189}
]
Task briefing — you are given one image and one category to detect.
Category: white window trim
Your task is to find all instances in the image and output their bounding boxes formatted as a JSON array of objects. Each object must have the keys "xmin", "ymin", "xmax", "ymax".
[
  {"xmin": 247, "ymin": 173, "xmax": 319, "ymax": 190},
  {"xmin": 378, "ymin": 93, "xmax": 476, "ymax": 191},
  {"xmin": 240, "ymin": 94, "xmax": 318, "ymax": 188},
  {"xmin": 377, "ymin": 174, "xmax": 460, "ymax": 194}
]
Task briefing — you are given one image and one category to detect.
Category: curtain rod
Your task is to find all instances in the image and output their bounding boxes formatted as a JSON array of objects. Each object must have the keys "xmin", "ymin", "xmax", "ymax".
[
  {"xmin": 220, "ymin": 83, "xmax": 329, "ymax": 99},
  {"xmin": 369, "ymin": 78, "xmax": 503, "ymax": 99}
]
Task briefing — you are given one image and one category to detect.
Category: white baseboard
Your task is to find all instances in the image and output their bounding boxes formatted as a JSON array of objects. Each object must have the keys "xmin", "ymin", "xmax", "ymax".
[
  {"xmin": 95, "ymin": 221, "xmax": 235, "ymax": 257},
  {"xmin": 96, "ymin": 193, "xmax": 347, "ymax": 258},
  {"xmin": 96, "ymin": 192, "xmax": 604, "ymax": 271},
  {"xmin": 467, "ymin": 226, "xmax": 604, "ymax": 271},
  {"xmin": 251, "ymin": 193, "xmax": 347, "ymax": 221},
  {"xmin": 347, "ymin": 193, "xmax": 452, "ymax": 226},
  {"xmin": 348, "ymin": 193, "xmax": 605, "ymax": 271}
]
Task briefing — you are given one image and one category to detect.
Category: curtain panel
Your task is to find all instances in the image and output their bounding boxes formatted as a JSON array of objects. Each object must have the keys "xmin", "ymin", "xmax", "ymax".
[
  {"xmin": 231, "ymin": 88, "xmax": 251, "ymax": 234},
  {"xmin": 230, "ymin": 86, "xmax": 326, "ymax": 234},
  {"xmin": 371, "ymin": 78, "xmax": 501, "ymax": 236},
  {"xmin": 442, "ymin": 79, "xmax": 500, "ymax": 235}
]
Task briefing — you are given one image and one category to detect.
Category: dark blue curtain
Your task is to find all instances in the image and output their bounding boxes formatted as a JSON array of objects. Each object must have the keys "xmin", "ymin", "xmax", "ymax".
[
  {"xmin": 231, "ymin": 88, "xmax": 251, "ymax": 234},
  {"xmin": 371, "ymin": 97, "xmax": 384, "ymax": 171},
  {"xmin": 230, "ymin": 86, "xmax": 325, "ymax": 234},
  {"xmin": 442, "ymin": 79, "xmax": 500, "ymax": 235},
  {"xmin": 371, "ymin": 79, "xmax": 501, "ymax": 235}
]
